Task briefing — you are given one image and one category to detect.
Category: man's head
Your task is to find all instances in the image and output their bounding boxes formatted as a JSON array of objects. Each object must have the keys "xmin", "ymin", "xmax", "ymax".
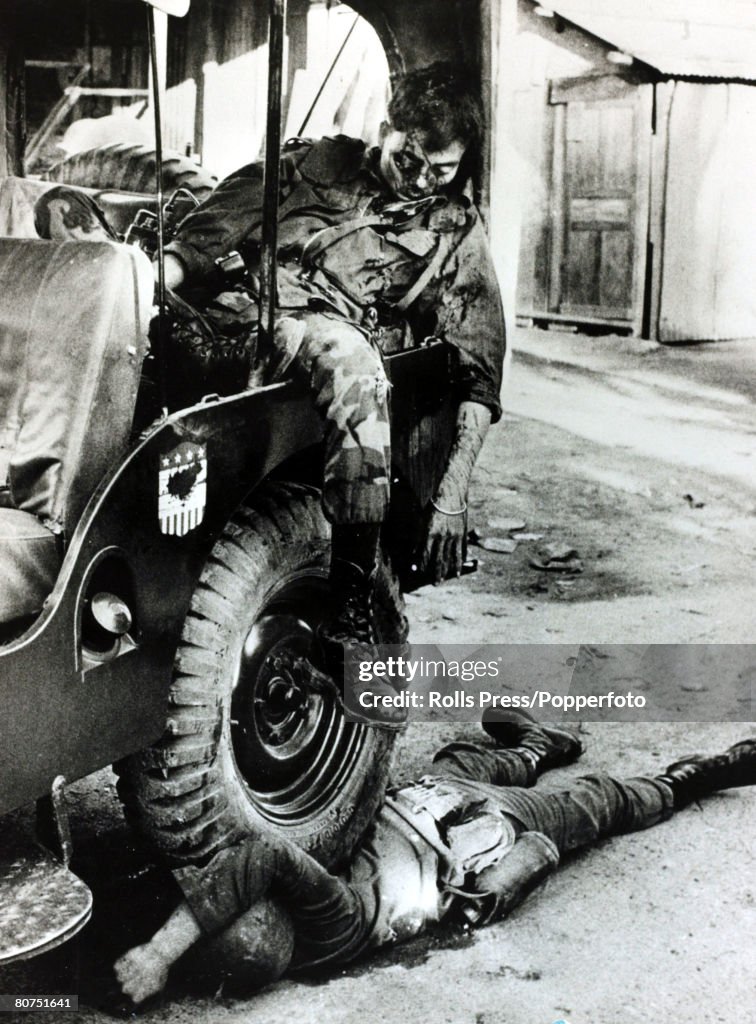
[
  {"xmin": 204, "ymin": 897, "xmax": 295, "ymax": 994},
  {"xmin": 379, "ymin": 62, "xmax": 483, "ymax": 200}
]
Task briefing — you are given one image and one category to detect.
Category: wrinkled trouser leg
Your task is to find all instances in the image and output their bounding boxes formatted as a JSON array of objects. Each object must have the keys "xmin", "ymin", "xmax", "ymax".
[
  {"xmin": 433, "ymin": 747, "xmax": 674, "ymax": 855},
  {"xmin": 433, "ymin": 743, "xmax": 540, "ymax": 788},
  {"xmin": 292, "ymin": 313, "xmax": 391, "ymax": 524},
  {"xmin": 173, "ymin": 832, "xmax": 366, "ymax": 978}
]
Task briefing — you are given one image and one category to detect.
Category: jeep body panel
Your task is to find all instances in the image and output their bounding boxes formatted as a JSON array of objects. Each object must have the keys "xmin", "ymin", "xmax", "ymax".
[
  {"xmin": 0, "ymin": 383, "xmax": 319, "ymax": 816},
  {"xmin": 0, "ymin": 339, "xmax": 453, "ymax": 818}
]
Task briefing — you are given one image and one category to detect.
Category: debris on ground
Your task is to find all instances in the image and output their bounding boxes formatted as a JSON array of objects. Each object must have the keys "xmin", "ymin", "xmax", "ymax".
[
  {"xmin": 512, "ymin": 531, "xmax": 544, "ymax": 541},
  {"xmin": 468, "ymin": 528, "xmax": 518, "ymax": 554},
  {"xmin": 527, "ymin": 580, "xmax": 550, "ymax": 594},
  {"xmin": 487, "ymin": 516, "xmax": 526, "ymax": 533},
  {"xmin": 469, "ymin": 515, "xmax": 531, "ymax": 555},
  {"xmin": 554, "ymin": 579, "xmax": 577, "ymax": 595},
  {"xmin": 530, "ymin": 541, "xmax": 583, "ymax": 574},
  {"xmin": 683, "ymin": 493, "xmax": 705, "ymax": 509},
  {"xmin": 540, "ymin": 542, "xmax": 577, "ymax": 561},
  {"xmin": 478, "ymin": 537, "xmax": 518, "ymax": 554},
  {"xmin": 579, "ymin": 646, "xmax": 612, "ymax": 661}
]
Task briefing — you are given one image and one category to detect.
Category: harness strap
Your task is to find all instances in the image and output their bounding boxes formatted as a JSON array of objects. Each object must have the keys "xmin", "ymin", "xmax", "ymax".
[
  {"xmin": 383, "ymin": 795, "xmax": 453, "ymax": 864},
  {"xmin": 394, "ymin": 236, "xmax": 450, "ymax": 312},
  {"xmin": 300, "ymin": 213, "xmax": 450, "ymax": 315},
  {"xmin": 301, "ymin": 215, "xmax": 386, "ymax": 264}
]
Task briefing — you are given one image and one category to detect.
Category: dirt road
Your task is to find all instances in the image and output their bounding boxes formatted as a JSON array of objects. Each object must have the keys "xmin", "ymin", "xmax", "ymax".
[
  {"xmin": 415, "ymin": 328, "xmax": 756, "ymax": 646},
  {"xmin": 2, "ymin": 328, "xmax": 754, "ymax": 1023},
  {"xmin": 2, "ymin": 722, "xmax": 752, "ymax": 1024}
]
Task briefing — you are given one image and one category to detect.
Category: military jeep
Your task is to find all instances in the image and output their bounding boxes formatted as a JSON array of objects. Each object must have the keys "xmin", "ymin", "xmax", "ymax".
[{"xmin": 0, "ymin": 0, "xmax": 500, "ymax": 961}]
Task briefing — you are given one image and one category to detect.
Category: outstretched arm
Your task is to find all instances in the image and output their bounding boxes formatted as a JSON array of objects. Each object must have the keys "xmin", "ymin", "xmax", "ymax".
[
  {"xmin": 113, "ymin": 832, "xmax": 368, "ymax": 1003},
  {"xmin": 159, "ymin": 144, "xmax": 308, "ymax": 289},
  {"xmin": 160, "ymin": 252, "xmax": 186, "ymax": 290},
  {"xmin": 114, "ymin": 899, "xmax": 201, "ymax": 1004},
  {"xmin": 420, "ymin": 399, "xmax": 492, "ymax": 583}
]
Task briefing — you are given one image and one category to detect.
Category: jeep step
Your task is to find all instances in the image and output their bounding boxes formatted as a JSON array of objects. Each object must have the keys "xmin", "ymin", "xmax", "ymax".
[{"xmin": 0, "ymin": 832, "xmax": 92, "ymax": 963}]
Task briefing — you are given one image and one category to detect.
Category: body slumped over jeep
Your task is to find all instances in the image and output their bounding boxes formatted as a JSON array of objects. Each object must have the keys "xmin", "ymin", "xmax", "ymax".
[{"xmin": 0, "ymin": 0, "xmax": 505, "ymax": 961}]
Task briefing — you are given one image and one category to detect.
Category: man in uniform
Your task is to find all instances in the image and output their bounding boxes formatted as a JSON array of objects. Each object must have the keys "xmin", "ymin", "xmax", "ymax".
[
  {"xmin": 35, "ymin": 65, "xmax": 505, "ymax": 724},
  {"xmin": 153, "ymin": 64, "xmax": 505, "ymax": 722},
  {"xmin": 113, "ymin": 713, "xmax": 756, "ymax": 1004}
]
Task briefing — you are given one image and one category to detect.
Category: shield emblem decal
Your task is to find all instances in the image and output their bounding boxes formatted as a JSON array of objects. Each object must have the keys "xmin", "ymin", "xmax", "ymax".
[{"xmin": 158, "ymin": 441, "xmax": 207, "ymax": 536}]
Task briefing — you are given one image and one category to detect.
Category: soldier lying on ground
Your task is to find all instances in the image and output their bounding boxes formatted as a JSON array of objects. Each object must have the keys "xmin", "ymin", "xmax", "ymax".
[
  {"xmin": 113, "ymin": 712, "xmax": 756, "ymax": 1004},
  {"xmin": 35, "ymin": 64, "xmax": 506, "ymax": 728}
]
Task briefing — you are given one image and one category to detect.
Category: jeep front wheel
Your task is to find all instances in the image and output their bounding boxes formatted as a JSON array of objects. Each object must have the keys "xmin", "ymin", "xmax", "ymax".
[{"xmin": 116, "ymin": 482, "xmax": 405, "ymax": 868}]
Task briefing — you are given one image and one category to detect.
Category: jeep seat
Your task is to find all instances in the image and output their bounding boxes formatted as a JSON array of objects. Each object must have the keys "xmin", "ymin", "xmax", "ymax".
[
  {"xmin": 0, "ymin": 175, "xmax": 155, "ymax": 240},
  {"xmin": 0, "ymin": 239, "xmax": 152, "ymax": 625}
]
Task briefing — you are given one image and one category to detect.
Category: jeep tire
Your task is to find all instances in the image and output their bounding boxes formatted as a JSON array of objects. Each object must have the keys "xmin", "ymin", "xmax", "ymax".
[
  {"xmin": 116, "ymin": 482, "xmax": 406, "ymax": 869},
  {"xmin": 44, "ymin": 142, "xmax": 217, "ymax": 199}
]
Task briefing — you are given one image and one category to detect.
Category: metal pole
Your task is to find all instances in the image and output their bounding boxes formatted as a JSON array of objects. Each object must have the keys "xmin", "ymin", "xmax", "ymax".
[
  {"xmin": 259, "ymin": 0, "xmax": 287, "ymax": 351},
  {"xmin": 147, "ymin": 5, "xmax": 168, "ymax": 410},
  {"xmin": 297, "ymin": 15, "xmax": 358, "ymax": 137}
]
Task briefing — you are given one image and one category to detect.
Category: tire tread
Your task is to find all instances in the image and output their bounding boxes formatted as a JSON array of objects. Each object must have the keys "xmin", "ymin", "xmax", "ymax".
[
  {"xmin": 43, "ymin": 143, "xmax": 217, "ymax": 199},
  {"xmin": 115, "ymin": 483, "xmax": 403, "ymax": 867}
]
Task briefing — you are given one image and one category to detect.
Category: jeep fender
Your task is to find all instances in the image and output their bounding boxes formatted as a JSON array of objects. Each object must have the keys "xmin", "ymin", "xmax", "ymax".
[{"xmin": 0, "ymin": 382, "xmax": 321, "ymax": 817}]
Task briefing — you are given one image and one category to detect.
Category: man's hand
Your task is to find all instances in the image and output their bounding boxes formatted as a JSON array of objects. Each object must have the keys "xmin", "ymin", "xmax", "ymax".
[
  {"xmin": 156, "ymin": 252, "xmax": 186, "ymax": 291},
  {"xmin": 113, "ymin": 898, "xmax": 202, "ymax": 1005},
  {"xmin": 114, "ymin": 943, "xmax": 170, "ymax": 1005},
  {"xmin": 419, "ymin": 401, "xmax": 492, "ymax": 585},
  {"xmin": 420, "ymin": 487, "xmax": 467, "ymax": 583}
]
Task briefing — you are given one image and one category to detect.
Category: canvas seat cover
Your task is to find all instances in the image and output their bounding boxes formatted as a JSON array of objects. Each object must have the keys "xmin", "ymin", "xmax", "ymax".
[
  {"xmin": 0, "ymin": 508, "xmax": 59, "ymax": 622},
  {"xmin": 0, "ymin": 238, "xmax": 152, "ymax": 624},
  {"xmin": 0, "ymin": 176, "xmax": 155, "ymax": 240}
]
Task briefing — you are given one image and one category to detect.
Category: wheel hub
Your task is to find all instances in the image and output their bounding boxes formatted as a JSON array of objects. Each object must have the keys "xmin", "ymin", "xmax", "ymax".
[
  {"xmin": 226, "ymin": 567, "xmax": 368, "ymax": 827},
  {"xmin": 255, "ymin": 651, "xmax": 313, "ymax": 744}
]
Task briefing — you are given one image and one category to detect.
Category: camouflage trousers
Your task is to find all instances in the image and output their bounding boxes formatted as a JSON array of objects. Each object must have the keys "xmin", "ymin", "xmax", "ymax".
[{"xmin": 284, "ymin": 312, "xmax": 391, "ymax": 525}]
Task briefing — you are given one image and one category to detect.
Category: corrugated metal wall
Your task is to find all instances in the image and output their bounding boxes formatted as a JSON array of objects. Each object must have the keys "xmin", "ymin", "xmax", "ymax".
[
  {"xmin": 512, "ymin": 3, "xmax": 756, "ymax": 342},
  {"xmin": 659, "ymin": 82, "xmax": 756, "ymax": 342}
]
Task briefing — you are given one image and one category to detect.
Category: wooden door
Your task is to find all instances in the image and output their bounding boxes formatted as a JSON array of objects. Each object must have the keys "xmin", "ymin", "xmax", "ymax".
[{"xmin": 548, "ymin": 76, "xmax": 650, "ymax": 328}]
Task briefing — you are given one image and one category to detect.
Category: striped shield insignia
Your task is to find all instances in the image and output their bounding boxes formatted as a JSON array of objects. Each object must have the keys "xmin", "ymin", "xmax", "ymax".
[{"xmin": 158, "ymin": 441, "xmax": 207, "ymax": 537}]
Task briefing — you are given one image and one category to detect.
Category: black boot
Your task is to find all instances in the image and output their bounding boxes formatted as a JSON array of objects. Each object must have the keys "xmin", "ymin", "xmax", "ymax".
[
  {"xmin": 320, "ymin": 557, "xmax": 377, "ymax": 654},
  {"xmin": 481, "ymin": 708, "xmax": 583, "ymax": 773},
  {"xmin": 318, "ymin": 555, "xmax": 406, "ymax": 732},
  {"xmin": 319, "ymin": 523, "xmax": 382, "ymax": 659},
  {"xmin": 657, "ymin": 738, "xmax": 756, "ymax": 810}
]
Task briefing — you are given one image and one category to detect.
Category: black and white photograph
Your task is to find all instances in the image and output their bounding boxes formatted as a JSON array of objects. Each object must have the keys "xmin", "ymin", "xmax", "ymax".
[{"xmin": 0, "ymin": 1, "xmax": 754, "ymax": 1022}]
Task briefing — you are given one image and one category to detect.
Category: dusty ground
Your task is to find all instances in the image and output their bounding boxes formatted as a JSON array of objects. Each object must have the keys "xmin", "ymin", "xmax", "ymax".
[
  {"xmin": 415, "ymin": 327, "xmax": 756, "ymax": 646},
  {"xmin": 2, "ymin": 327, "xmax": 754, "ymax": 1023}
]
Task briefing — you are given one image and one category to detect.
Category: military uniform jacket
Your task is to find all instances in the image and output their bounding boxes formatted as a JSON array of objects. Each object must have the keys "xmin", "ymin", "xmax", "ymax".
[{"xmin": 165, "ymin": 135, "xmax": 506, "ymax": 420}]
